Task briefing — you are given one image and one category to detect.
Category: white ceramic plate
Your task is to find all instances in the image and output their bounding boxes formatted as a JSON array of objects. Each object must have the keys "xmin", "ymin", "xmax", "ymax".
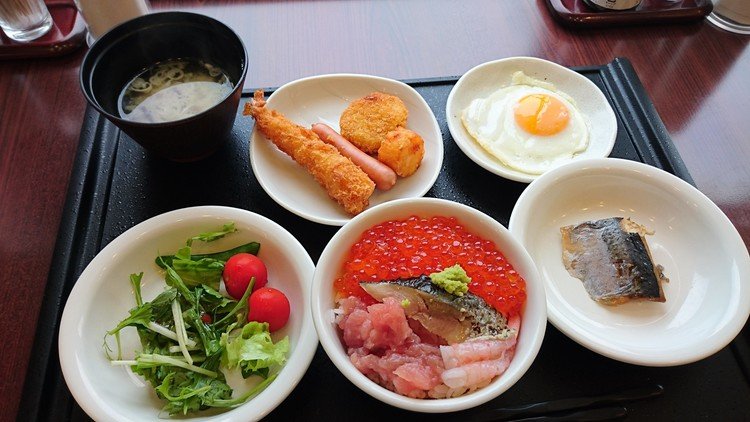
[
  {"xmin": 58, "ymin": 206, "xmax": 318, "ymax": 421},
  {"xmin": 509, "ymin": 158, "xmax": 750, "ymax": 366},
  {"xmin": 250, "ymin": 74, "xmax": 444, "ymax": 226},
  {"xmin": 312, "ymin": 198, "xmax": 547, "ymax": 412},
  {"xmin": 446, "ymin": 57, "xmax": 617, "ymax": 183}
]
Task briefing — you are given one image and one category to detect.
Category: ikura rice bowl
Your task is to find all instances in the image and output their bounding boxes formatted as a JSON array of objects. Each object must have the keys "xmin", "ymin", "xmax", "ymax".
[{"xmin": 332, "ymin": 216, "xmax": 527, "ymax": 399}]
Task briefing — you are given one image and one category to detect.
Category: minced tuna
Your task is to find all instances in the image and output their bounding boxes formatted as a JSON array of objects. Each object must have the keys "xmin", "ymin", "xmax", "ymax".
[{"xmin": 335, "ymin": 296, "xmax": 518, "ymax": 399}]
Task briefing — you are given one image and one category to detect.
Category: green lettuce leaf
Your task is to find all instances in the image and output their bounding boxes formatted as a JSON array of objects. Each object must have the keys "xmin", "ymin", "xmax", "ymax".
[
  {"xmin": 163, "ymin": 263, "xmax": 197, "ymax": 304},
  {"xmin": 107, "ymin": 289, "xmax": 177, "ymax": 335},
  {"xmin": 187, "ymin": 223, "xmax": 237, "ymax": 246},
  {"xmin": 153, "ymin": 368, "xmax": 233, "ymax": 415},
  {"xmin": 172, "ymin": 257, "xmax": 224, "ymax": 291},
  {"xmin": 197, "ymin": 285, "xmax": 235, "ymax": 315},
  {"xmin": 220, "ymin": 322, "xmax": 289, "ymax": 379},
  {"xmin": 130, "ymin": 272, "xmax": 144, "ymax": 306},
  {"xmin": 154, "ymin": 241, "xmax": 260, "ymax": 269}
]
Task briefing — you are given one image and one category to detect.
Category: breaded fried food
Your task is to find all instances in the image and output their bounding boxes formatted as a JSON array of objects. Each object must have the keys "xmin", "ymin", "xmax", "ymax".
[
  {"xmin": 340, "ymin": 92, "xmax": 408, "ymax": 154},
  {"xmin": 377, "ymin": 127, "xmax": 425, "ymax": 177},
  {"xmin": 244, "ymin": 90, "xmax": 375, "ymax": 215}
]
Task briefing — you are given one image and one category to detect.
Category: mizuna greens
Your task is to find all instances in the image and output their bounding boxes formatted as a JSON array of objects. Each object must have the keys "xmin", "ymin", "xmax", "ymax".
[{"xmin": 105, "ymin": 223, "xmax": 289, "ymax": 416}]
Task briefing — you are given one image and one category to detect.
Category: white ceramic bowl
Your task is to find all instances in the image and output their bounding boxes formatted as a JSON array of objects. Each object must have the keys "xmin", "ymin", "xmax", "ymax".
[
  {"xmin": 59, "ymin": 206, "xmax": 318, "ymax": 421},
  {"xmin": 250, "ymin": 73, "xmax": 444, "ymax": 226},
  {"xmin": 446, "ymin": 57, "xmax": 617, "ymax": 183},
  {"xmin": 311, "ymin": 198, "xmax": 546, "ymax": 413},
  {"xmin": 509, "ymin": 158, "xmax": 750, "ymax": 366}
]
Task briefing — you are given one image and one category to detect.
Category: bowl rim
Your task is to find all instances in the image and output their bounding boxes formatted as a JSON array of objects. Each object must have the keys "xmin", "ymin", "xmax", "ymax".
[
  {"xmin": 250, "ymin": 72, "xmax": 445, "ymax": 226},
  {"xmin": 79, "ymin": 11, "xmax": 249, "ymax": 128},
  {"xmin": 445, "ymin": 56, "xmax": 617, "ymax": 183},
  {"xmin": 508, "ymin": 157, "xmax": 750, "ymax": 366},
  {"xmin": 311, "ymin": 197, "xmax": 546, "ymax": 412},
  {"xmin": 58, "ymin": 205, "xmax": 319, "ymax": 421}
]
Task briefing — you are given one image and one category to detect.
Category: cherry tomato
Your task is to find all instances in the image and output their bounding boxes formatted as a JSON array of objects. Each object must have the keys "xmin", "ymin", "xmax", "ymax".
[
  {"xmin": 247, "ymin": 287, "xmax": 290, "ymax": 332},
  {"xmin": 200, "ymin": 313, "xmax": 212, "ymax": 324},
  {"xmin": 223, "ymin": 253, "xmax": 267, "ymax": 300}
]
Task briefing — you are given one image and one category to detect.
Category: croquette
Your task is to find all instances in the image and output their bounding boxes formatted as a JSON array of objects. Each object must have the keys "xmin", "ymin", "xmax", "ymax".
[
  {"xmin": 377, "ymin": 127, "xmax": 425, "ymax": 177},
  {"xmin": 340, "ymin": 92, "xmax": 408, "ymax": 154}
]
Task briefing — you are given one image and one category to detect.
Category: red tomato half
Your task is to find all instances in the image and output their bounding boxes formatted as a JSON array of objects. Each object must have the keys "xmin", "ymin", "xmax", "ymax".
[
  {"xmin": 223, "ymin": 253, "xmax": 267, "ymax": 300},
  {"xmin": 247, "ymin": 287, "xmax": 290, "ymax": 332}
]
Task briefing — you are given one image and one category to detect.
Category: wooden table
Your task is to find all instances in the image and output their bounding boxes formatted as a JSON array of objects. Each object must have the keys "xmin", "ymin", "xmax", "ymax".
[{"xmin": 1, "ymin": 1, "xmax": 748, "ymax": 419}]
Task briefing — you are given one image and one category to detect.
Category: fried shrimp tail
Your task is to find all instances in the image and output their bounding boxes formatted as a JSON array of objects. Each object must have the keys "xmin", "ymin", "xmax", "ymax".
[{"xmin": 244, "ymin": 90, "xmax": 375, "ymax": 215}]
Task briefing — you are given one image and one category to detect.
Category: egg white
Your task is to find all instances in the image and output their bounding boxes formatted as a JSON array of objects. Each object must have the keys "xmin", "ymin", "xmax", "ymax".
[{"xmin": 461, "ymin": 79, "xmax": 589, "ymax": 175}]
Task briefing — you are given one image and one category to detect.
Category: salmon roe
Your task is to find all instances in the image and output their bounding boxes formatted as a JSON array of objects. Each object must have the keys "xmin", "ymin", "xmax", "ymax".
[{"xmin": 333, "ymin": 216, "xmax": 527, "ymax": 316}]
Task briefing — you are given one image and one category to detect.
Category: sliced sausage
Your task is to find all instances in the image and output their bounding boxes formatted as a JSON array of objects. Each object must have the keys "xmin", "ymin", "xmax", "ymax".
[{"xmin": 312, "ymin": 123, "xmax": 397, "ymax": 191}]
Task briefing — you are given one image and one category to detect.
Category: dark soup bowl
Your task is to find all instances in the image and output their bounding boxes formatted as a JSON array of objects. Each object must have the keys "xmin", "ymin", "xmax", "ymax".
[{"xmin": 80, "ymin": 12, "xmax": 248, "ymax": 162}]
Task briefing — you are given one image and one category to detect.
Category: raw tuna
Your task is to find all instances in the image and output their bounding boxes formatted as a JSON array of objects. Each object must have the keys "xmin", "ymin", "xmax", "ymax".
[{"xmin": 335, "ymin": 295, "xmax": 519, "ymax": 399}]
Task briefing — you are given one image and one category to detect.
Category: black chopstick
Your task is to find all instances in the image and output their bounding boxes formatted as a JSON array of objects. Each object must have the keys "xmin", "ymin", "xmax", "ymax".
[
  {"xmin": 505, "ymin": 406, "xmax": 628, "ymax": 422},
  {"xmin": 473, "ymin": 384, "xmax": 663, "ymax": 422}
]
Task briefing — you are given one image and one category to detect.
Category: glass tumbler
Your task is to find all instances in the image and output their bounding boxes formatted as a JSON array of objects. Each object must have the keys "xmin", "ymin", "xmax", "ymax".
[
  {"xmin": 74, "ymin": 0, "xmax": 150, "ymax": 45},
  {"xmin": 0, "ymin": 0, "xmax": 53, "ymax": 42}
]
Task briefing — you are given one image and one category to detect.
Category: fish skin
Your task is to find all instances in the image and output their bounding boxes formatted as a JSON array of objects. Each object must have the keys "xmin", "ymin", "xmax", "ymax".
[
  {"xmin": 360, "ymin": 276, "xmax": 513, "ymax": 344},
  {"xmin": 561, "ymin": 217, "xmax": 668, "ymax": 305}
]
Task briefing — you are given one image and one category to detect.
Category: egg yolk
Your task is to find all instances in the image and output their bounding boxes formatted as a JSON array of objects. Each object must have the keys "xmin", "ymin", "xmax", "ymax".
[{"xmin": 513, "ymin": 94, "xmax": 570, "ymax": 136}]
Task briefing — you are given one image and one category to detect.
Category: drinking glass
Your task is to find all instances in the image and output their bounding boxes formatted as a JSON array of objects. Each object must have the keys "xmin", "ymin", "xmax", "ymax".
[
  {"xmin": 74, "ymin": 0, "xmax": 150, "ymax": 45},
  {"xmin": 0, "ymin": 0, "xmax": 53, "ymax": 42}
]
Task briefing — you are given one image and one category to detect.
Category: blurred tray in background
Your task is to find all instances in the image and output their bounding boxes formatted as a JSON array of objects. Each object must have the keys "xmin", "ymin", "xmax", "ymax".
[{"xmin": 545, "ymin": 0, "xmax": 713, "ymax": 27}]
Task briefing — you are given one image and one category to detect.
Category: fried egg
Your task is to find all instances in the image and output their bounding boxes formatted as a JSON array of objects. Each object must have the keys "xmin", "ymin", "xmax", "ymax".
[{"xmin": 461, "ymin": 71, "xmax": 589, "ymax": 175}]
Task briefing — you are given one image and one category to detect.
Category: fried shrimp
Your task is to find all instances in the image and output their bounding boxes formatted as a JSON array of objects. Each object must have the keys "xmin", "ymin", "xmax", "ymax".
[
  {"xmin": 244, "ymin": 90, "xmax": 375, "ymax": 215},
  {"xmin": 339, "ymin": 92, "xmax": 408, "ymax": 154}
]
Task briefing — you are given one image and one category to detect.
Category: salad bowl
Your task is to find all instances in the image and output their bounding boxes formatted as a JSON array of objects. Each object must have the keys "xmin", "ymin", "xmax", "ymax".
[{"xmin": 58, "ymin": 206, "xmax": 318, "ymax": 421}]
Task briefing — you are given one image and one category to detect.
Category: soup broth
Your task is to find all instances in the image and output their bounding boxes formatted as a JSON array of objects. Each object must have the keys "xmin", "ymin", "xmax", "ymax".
[{"xmin": 118, "ymin": 58, "xmax": 233, "ymax": 124}]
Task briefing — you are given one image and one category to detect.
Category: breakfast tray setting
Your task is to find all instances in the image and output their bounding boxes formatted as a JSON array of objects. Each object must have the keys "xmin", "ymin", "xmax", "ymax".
[{"xmin": 20, "ymin": 57, "xmax": 750, "ymax": 421}]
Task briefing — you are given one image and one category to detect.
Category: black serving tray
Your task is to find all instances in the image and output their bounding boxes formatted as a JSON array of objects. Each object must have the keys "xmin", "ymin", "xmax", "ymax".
[{"xmin": 19, "ymin": 57, "xmax": 750, "ymax": 421}]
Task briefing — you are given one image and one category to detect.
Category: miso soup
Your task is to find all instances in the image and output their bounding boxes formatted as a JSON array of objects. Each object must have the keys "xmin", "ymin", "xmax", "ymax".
[{"xmin": 118, "ymin": 58, "xmax": 233, "ymax": 124}]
